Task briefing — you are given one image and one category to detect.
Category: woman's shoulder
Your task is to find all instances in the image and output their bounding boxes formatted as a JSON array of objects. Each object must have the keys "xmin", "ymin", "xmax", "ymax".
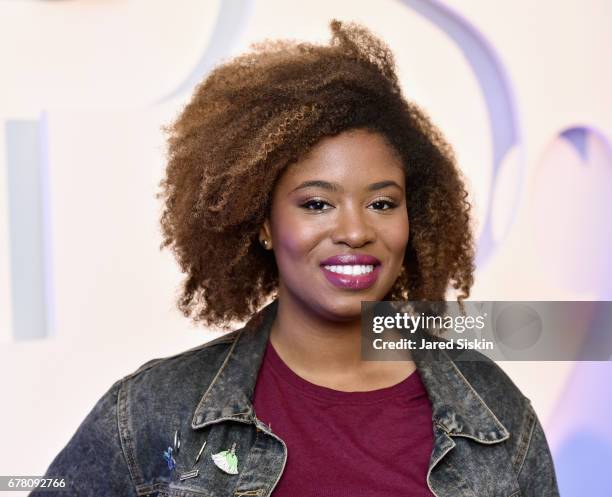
[
  {"xmin": 424, "ymin": 331, "xmax": 530, "ymax": 409},
  {"xmin": 115, "ymin": 328, "xmax": 243, "ymax": 411},
  {"xmin": 419, "ymin": 330, "xmax": 537, "ymax": 453},
  {"xmin": 126, "ymin": 328, "xmax": 241, "ymax": 381},
  {"xmin": 453, "ymin": 352, "xmax": 557, "ymax": 491},
  {"xmin": 124, "ymin": 303, "xmax": 273, "ymax": 384},
  {"xmin": 453, "ymin": 351, "xmax": 529, "ymax": 407},
  {"xmin": 116, "ymin": 303, "xmax": 273, "ymax": 418},
  {"xmin": 450, "ymin": 350, "xmax": 544, "ymax": 469}
]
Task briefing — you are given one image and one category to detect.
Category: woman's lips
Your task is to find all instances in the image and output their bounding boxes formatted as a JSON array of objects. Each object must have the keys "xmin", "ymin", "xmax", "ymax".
[{"xmin": 320, "ymin": 264, "xmax": 381, "ymax": 290}]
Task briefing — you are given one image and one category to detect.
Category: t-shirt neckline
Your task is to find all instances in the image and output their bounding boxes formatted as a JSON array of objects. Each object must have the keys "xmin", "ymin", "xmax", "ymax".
[{"xmin": 264, "ymin": 339, "xmax": 425, "ymax": 404}]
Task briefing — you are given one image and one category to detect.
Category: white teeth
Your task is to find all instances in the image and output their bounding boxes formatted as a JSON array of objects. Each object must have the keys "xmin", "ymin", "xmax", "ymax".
[{"xmin": 323, "ymin": 265, "xmax": 375, "ymax": 275}]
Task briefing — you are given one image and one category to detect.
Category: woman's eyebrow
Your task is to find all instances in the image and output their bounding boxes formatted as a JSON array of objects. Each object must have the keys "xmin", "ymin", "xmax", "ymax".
[{"xmin": 290, "ymin": 179, "xmax": 403, "ymax": 194}]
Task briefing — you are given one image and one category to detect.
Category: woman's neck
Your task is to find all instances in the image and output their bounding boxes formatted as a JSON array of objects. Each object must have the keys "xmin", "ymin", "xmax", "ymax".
[{"xmin": 269, "ymin": 296, "xmax": 416, "ymax": 392}]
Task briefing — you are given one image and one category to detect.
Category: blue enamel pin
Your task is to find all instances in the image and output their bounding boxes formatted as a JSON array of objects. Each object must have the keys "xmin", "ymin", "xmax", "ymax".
[
  {"xmin": 163, "ymin": 446, "xmax": 176, "ymax": 471},
  {"xmin": 163, "ymin": 429, "xmax": 181, "ymax": 471}
]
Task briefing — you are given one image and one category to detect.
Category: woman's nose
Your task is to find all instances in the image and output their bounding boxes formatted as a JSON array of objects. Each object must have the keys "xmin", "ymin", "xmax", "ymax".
[{"xmin": 330, "ymin": 205, "xmax": 375, "ymax": 247}]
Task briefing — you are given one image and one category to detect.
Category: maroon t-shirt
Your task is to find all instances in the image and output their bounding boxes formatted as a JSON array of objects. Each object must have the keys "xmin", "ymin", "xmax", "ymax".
[{"xmin": 253, "ymin": 339, "xmax": 436, "ymax": 497}]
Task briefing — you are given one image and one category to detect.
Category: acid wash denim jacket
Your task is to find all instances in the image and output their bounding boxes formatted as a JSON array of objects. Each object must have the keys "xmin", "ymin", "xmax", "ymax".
[{"xmin": 31, "ymin": 298, "xmax": 560, "ymax": 497}]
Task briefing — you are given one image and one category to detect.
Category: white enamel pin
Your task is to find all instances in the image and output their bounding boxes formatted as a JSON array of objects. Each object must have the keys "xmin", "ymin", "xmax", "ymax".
[{"xmin": 211, "ymin": 442, "xmax": 239, "ymax": 474}]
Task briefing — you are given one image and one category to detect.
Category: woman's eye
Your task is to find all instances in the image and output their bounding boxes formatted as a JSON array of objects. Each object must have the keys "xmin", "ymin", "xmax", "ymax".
[
  {"xmin": 300, "ymin": 199, "xmax": 398, "ymax": 212},
  {"xmin": 370, "ymin": 199, "xmax": 397, "ymax": 210},
  {"xmin": 301, "ymin": 199, "xmax": 331, "ymax": 211}
]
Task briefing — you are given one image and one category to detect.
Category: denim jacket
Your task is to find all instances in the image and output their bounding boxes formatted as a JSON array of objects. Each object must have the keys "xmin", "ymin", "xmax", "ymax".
[{"xmin": 31, "ymin": 298, "xmax": 560, "ymax": 497}]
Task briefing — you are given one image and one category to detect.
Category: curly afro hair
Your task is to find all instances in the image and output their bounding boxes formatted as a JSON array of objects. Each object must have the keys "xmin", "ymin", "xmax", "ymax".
[{"xmin": 157, "ymin": 19, "xmax": 475, "ymax": 330}]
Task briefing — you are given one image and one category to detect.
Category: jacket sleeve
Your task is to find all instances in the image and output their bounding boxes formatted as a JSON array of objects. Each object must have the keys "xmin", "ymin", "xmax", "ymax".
[
  {"xmin": 29, "ymin": 378, "xmax": 138, "ymax": 497},
  {"xmin": 516, "ymin": 402, "xmax": 561, "ymax": 497}
]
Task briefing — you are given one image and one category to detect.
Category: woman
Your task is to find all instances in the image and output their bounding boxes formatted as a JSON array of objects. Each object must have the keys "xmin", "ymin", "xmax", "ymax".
[{"xmin": 32, "ymin": 20, "xmax": 559, "ymax": 497}]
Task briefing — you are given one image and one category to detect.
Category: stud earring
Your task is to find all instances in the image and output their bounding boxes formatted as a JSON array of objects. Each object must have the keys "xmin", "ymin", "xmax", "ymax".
[{"xmin": 260, "ymin": 239, "xmax": 269, "ymax": 249}]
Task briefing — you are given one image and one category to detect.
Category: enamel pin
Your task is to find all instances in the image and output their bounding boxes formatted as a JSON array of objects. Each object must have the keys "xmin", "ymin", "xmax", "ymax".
[
  {"xmin": 179, "ymin": 469, "xmax": 199, "ymax": 481},
  {"xmin": 212, "ymin": 442, "xmax": 239, "ymax": 474},
  {"xmin": 178, "ymin": 440, "xmax": 207, "ymax": 481},
  {"xmin": 194, "ymin": 440, "xmax": 207, "ymax": 464},
  {"xmin": 163, "ymin": 429, "xmax": 180, "ymax": 472},
  {"xmin": 163, "ymin": 446, "xmax": 176, "ymax": 471},
  {"xmin": 173, "ymin": 429, "xmax": 181, "ymax": 455}
]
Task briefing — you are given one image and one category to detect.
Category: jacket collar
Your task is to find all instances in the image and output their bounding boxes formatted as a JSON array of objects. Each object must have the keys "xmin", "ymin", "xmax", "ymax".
[
  {"xmin": 191, "ymin": 298, "xmax": 509, "ymax": 444},
  {"xmin": 191, "ymin": 299, "xmax": 277, "ymax": 430},
  {"xmin": 411, "ymin": 329, "xmax": 510, "ymax": 443}
]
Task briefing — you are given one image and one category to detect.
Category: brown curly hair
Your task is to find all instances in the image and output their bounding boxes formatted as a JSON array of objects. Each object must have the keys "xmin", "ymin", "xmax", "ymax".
[{"xmin": 156, "ymin": 19, "xmax": 475, "ymax": 331}]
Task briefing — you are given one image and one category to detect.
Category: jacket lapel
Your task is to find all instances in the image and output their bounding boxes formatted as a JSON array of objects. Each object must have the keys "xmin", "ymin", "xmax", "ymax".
[{"xmin": 191, "ymin": 298, "xmax": 278, "ymax": 429}]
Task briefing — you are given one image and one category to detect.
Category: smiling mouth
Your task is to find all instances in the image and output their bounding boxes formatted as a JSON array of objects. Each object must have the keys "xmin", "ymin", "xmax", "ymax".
[
  {"xmin": 322, "ymin": 264, "xmax": 376, "ymax": 275},
  {"xmin": 320, "ymin": 264, "xmax": 381, "ymax": 290}
]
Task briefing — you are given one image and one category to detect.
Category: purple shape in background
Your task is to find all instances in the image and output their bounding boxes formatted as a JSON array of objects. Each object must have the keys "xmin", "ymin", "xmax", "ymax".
[
  {"xmin": 397, "ymin": 0, "xmax": 523, "ymax": 267},
  {"xmin": 157, "ymin": 0, "xmax": 254, "ymax": 103},
  {"xmin": 561, "ymin": 127, "xmax": 589, "ymax": 160},
  {"xmin": 555, "ymin": 432, "xmax": 612, "ymax": 497},
  {"xmin": 560, "ymin": 126, "xmax": 612, "ymax": 162},
  {"xmin": 548, "ymin": 362, "xmax": 612, "ymax": 496}
]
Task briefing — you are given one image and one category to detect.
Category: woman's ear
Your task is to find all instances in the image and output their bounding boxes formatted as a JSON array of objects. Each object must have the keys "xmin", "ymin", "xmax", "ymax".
[{"xmin": 259, "ymin": 219, "xmax": 272, "ymax": 250}]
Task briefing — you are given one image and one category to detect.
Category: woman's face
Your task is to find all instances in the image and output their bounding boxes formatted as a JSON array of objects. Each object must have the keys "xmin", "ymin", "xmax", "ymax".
[{"xmin": 260, "ymin": 128, "xmax": 409, "ymax": 321}]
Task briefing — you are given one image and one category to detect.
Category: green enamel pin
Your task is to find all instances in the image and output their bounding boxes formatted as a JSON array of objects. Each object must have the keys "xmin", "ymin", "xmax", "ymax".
[{"xmin": 211, "ymin": 442, "xmax": 238, "ymax": 474}]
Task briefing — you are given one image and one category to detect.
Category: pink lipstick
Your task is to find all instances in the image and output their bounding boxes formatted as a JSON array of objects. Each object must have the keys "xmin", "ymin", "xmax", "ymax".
[{"xmin": 320, "ymin": 254, "xmax": 382, "ymax": 290}]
